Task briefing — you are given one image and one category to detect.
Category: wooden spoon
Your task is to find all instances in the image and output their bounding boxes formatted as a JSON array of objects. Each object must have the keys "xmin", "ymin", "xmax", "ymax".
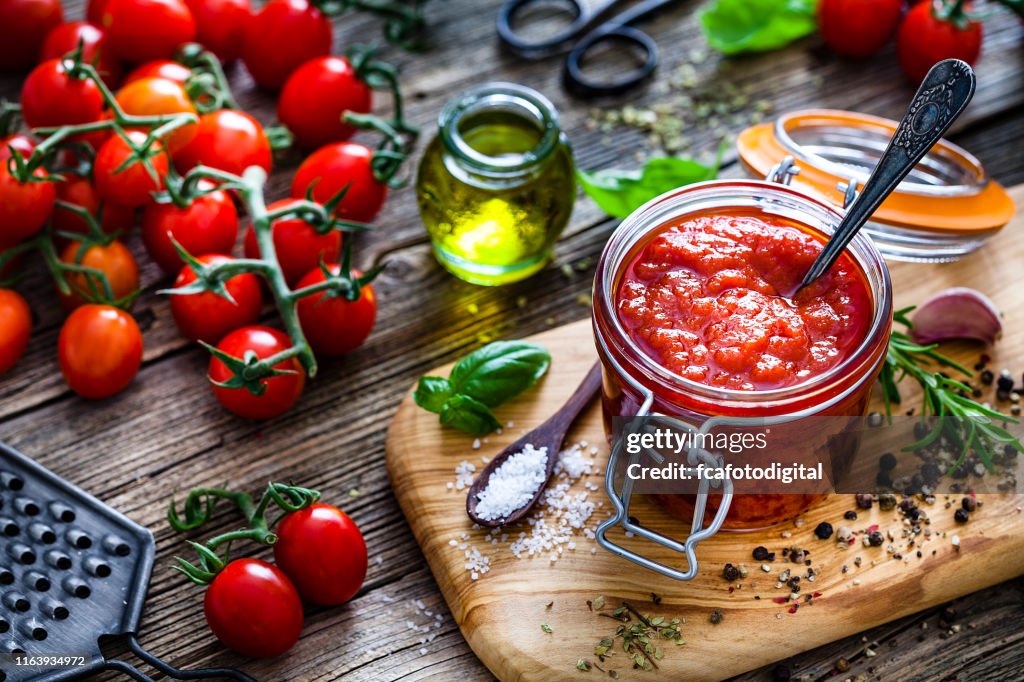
[{"xmin": 466, "ymin": 362, "xmax": 602, "ymax": 527}]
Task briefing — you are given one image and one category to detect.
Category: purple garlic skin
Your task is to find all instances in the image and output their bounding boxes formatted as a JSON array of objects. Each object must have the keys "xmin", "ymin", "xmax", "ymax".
[{"xmin": 911, "ymin": 287, "xmax": 1002, "ymax": 346}]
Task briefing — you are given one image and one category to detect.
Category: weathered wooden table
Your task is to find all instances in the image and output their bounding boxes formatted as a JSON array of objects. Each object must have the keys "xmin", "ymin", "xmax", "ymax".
[{"xmin": 2, "ymin": 2, "xmax": 1023, "ymax": 680}]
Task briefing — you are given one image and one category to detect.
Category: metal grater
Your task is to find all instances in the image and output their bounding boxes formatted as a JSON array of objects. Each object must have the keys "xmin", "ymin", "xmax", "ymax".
[{"xmin": 0, "ymin": 442, "xmax": 254, "ymax": 682}]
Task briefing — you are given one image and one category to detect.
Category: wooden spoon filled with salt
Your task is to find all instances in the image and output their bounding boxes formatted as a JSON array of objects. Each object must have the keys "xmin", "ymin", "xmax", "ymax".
[{"xmin": 466, "ymin": 363, "xmax": 602, "ymax": 528}]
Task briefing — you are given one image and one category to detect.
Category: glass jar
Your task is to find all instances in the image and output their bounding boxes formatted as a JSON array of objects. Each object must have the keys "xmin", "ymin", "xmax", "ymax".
[
  {"xmin": 592, "ymin": 179, "xmax": 893, "ymax": 530},
  {"xmin": 416, "ymin": 83, "xmax": 576, "ymax": 286}
]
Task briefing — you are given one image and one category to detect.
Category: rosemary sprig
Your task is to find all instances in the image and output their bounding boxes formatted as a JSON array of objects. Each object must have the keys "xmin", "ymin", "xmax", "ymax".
[{"xmin": 879, "ymin": 307, "xmax": 1022, "ymax": 471}]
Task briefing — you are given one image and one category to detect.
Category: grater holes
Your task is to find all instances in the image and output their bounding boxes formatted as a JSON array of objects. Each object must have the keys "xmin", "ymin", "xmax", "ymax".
[
  {"xmin": 0, "ymin": 568, "xmax": 12, "ymax": 585},
  {"xmin": 0, "ymin": 517, "xmax": 18, "ymax": 537},
  {"xmin": 43, "ymin": 550, "xmax": 72, "ymax": 571},
  {"xmin": 2, "ymin": 640, "xmax": 26, "ymax": 653},
  {"xmin": 40, "ymin": 597, "xmax": 69, "ymax": 620},
  {"xmin": 48, "ymin": 501, "xmax": 76, "ymax": 523},
  {"xmin": 84, "ymin": 556, "xmax": 112, "ymax": 578},
  {"xmin": 28, "ymin": 522, "xmax": 57, "ymax": 544},
  {"xmin": 13, "ymin": 497, "xmax": 40, "ymax": 516},
  {"xmin": 23, "ymin": 571, "xmax": 50, "ymax": 592},
  {"xmin": 0, "ymin": 471, "xmax": 23, "ymax": 491},
  {"xmin": 103, "ymin": 534, "xmax": 131, "ymax": 557},
  {"xmin": 0, "ymin": 617, "xmax": 8, "ymax": 633},
  {"xmin": 2, "ymin": 592, "xmax": 30, "ymax": 612},
  {"xmin": 65, "ymin": 528, "xmax": 92, "ymax": 549},
  {"xmin": 18, "ymin": 618, "xmax": 47, "ymax": 641},
  {"xmin": 61, "ymin": 576, "xmax": 90, "ymax": 599},
  {"xmin": 6, "ymin": 543, "xmax": 35, "ymax": 565}
]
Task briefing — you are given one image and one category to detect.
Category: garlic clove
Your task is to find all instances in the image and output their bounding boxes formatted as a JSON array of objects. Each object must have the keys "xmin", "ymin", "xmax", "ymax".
[{"xmin": 911, "ymin": 287, "xmax": 1002, "ymax": 345}]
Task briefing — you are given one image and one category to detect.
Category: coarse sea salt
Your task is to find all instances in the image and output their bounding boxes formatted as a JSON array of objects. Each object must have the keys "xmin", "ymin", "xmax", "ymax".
[{"xmin": 474, "ymin": 444, "xmax": 549, "ymax": 522}]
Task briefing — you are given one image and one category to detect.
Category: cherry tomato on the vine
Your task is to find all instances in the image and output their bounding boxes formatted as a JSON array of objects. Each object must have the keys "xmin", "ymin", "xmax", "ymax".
[
  {"xmin": 897, "ymin": 1, "xmax": 982, "ymax": 83},
  {"xmin": 169, "ymin": 254, "xmax": 262, "ymax": 343},
  {"xmin": 274, "ymin": 503, "xmax": 367, "ymax": 605},
  {"xmin": 185, "ymin": 0, "xmax": 251, "ymax": 63},
  {"xmin": 141, "ymin": 180, "xmax": 238, "ymax": 273},
  {"xmin": 94, "ymin": 131, "xmax": 170, "ymax": 207},
  {"xmin": 41, "ymin": 21, "xmax": 122, "ymax": 87},
  {"xmin": 209, "ymin": 326, "xmax": 305, "ymax": 419},
  {"xmin": 278, "ymin": 56, "xmax": 371, "ymax": 149},
  {"xmin": 0, "ymin": 289, "xmax": 32, "ymax": 375},
  {"xmin": 242, "ymin": 0, "xmax": 332, "ymax": 90},
  {"xmin": 115, "ymin": 77, "xmax": 198, "ymax": 153},
  {"xmin": 0, "ymin": 164, "xmax": 56, "ymax": 244},
  {"xmin": 0, "ymin": 133, "xmax": 36, "ymax": 163},
  {"xmin": 296, "ymin": 265, "xmax": 376, "ymax": 357},
  {"xmin": 53, "ymin": 177, "xmax": 136, "ymax": 239},
  {"xmin": 58, "ymin": 304, "xmax": 143, "ymax": 399},
  {"xmin": 20, "ymin": 59, "xmax": 106, "ymax": 129},
  {"xmin": 242, "ymin": 199, "xmax": 341, "ymax": 286},
  {"xmin": 0, "ymin": 0, "xmax": 63, "ymax": 72},
  {"xmin": 102, "ymin": 0, "xmax": 197, "ymax": 64},
  {"xmin": 59, "ymin": 239, "xmax": 140, "ymax": 309},
  {"xmin": 124, "ymin": 59, "xmax": 192, "ymax": 85},
  {"xmin": 292, "ymin": 142, "xmax": 387, "ymax": 223},
  {"xmin": 818, "ymin": 0, "xmax": 903, "ymax": 59},
  {"xmin": 174, "ymin": 109, "xmax": 272, "ymax": 176},
  {"xmin": 203, "ymin": 558, "xmax": 303, "ymax": 658}
]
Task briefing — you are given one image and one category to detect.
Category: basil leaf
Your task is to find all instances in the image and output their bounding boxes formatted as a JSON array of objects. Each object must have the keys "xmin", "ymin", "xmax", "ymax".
[
  {"xmin": 439, "ymin": 394, "xmax": 503, "ymax": 436},
  {"xmin": 699, "ymin": 0, "xmax": 817, "ymax": 55},
  {"xmin": 449, "ymin": 340, "xmax": 551, "ymax": 407},
  {"xmin": 413, "ymin": 376, "xmax": 452, "ymax": 414},
  {"xmin": 578, "ymin": 155, "xmax": 721, "ymax": 219}
]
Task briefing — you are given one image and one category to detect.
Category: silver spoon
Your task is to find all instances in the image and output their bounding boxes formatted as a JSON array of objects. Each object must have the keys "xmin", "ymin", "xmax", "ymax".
[
  {"xmin": 796, "ymin": 59, "xmax": 976, "ymax": 293},
  {"xmin": 466, "ymin": 362, "xmax": 602, "ymax": 527}
]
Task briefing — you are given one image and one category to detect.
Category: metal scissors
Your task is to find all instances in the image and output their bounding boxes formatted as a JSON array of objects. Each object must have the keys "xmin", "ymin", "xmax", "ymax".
[{"xmin": 496, "ymin": 0, "xmax": 681, "ymax": 98}]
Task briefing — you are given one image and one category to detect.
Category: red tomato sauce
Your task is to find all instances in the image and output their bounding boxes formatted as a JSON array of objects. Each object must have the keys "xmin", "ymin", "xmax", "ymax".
[{"xmin": 616, "ymin": 211, "xmax": 873, "ymax": 392}]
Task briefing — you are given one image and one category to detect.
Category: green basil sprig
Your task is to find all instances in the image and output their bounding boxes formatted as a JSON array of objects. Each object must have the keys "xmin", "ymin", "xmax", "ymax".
[
  {"xmin": 415, "ymin": 340, "xmax": 551, "ymax": 436},
  {"xmin": 699, "ymin": 0, "xmax": 817, "ymax": 55},
  {"xmin": 577, "ymin": 151, "xmax": 722, "ymax": 219}
]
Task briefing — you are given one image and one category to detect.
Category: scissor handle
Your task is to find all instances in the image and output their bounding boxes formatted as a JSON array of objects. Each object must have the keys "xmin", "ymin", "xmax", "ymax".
[
  {"xmin": 564, "ymin": 25, "xmax": 658, "ymax": 98},
  {"xmin": 496, "ymin": 0, "xmax": 592, "ymax": 58}
]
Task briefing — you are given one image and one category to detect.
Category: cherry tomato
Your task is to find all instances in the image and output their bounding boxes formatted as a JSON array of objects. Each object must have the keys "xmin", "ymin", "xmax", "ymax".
[
  {"xmin": 102, "ymin": 0, "xmax": 197, "ymax": 63},
  {"xmin": 0, "ymin": 164, "xmax": 56, "ymax": 244},
  {"xmin": 141, "ymin": 181, "xmax": 238, "ymax": 273},
  {"xmin": 209, "ymin": 326, "xmax": 305, "ymax": 419},
  {"xmin": 185, "ymin": 0, "xmax": 251, "ymax": 62},
  {"xmin": 242, "ymin": 0, "xmax": 331, "ymax": 90},
  {"xmin": 94, "ymin": 130, "xmax": 170, "ymax": 207},
  {"xmin": 296, "ymin": 265, "xmax": 376, "ymax": 357},
  {"xmin": 243, "ymin": 199, "xmax": 342, "ymax": 286},
  {"xmin": 897, "ymin": 1, "xmax": 982, "ymax": 83},
  {"xmin": 0, "ymin": 134, "xmax": 37, "ymax": 163},
  {"xmin": 292, "ymin": 142, "xmax": 386, "ymax": 223},
  {"xmin": 59, "ymin": 239, "xmax": 140, "ymax": 309},
  {"xmin": 115, "ymin": 77, "xmax": 198, "ymax": 153},
  {"xmin": 124, "ymin": 59, "xmax": 192, "ymax": 85},
  {"xmin": 174, "ymin": 109, "xmax": 272, "ymax": 176},
  {"xmin": 169, "ymin": 254, "xmax": 262, "ymax": 343},
  {"xmin": 20, "ymin": 59, "xmax": 106, "ymax": 129},
  {"xmin": 58, "ymin": 304, "xmax": 143, "ymax": 399},
  {"xmin": 40, "ymin": 21, "xmax": 122, "ymax": 87},
  {"xmin": 204, "ymin": 558, "xmax": 302, "ymax": 658},
  {"xmin": 53, "ymin": 176, "xmax": 136, "ymax": 239},
  {"xmin": 0, "ymin": 289, "xmax": 32, "ymax": 374},
  {"xmin": 818, "ymin": 0, "xmax": 903, "ymax": 59},
  {"xmin": 274, "ymin": 503, "xmax": 367, "ymax": 605},
  {"xmin": 0, "ymin": 0, "xmax": 63, "ymax": 72},
  {"xmin": 278, "ymin": 56, "xmax": 371, "ymax": 149}
]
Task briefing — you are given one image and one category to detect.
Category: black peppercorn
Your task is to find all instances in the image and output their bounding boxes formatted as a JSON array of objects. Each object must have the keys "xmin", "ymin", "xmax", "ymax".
[
  {"xmin": 980, "ymin": 369, "xmax": 994, "ymax": 385},
  {"xmin": 913, "ymin": 420, "xmax": 930, "ymax": 440},
  {"xmin": 879, "ymin": 452, "xmax": 897, "ymax": 470},
  {"xmin": 722, "ymin": 563, "xmax": 740, "ymax": 581},
  {"xmin": 878, "ymin": 494, "xmax": 898, "ymax": 511},
  {"xmin": 997, "ymin": 369, "xmax": 1014, "ymax": 392},
  {"xmin": 961, "ymin": 497, "xmax": 977, "ymax": 512},
  {"xmin": 868, "ymin": 531, "xmax": 884, "ymax": 547},
  {"xmin": 921, "ymin": 462, "xmax": 941, "ymax": 484},
  {"xmin": 813, "ymin": 522, "xmax": 833, "ymax": 540},
  {"xmin": 752, "ymin": 546, "xmax": 774, "ymax": 561},
  {"xmin": 710, "ymin": 609, "xmax": 724, "ymax": 625},
  {"xmin": 844, "ymin": 510, "xmax": 858, "ymax": 521},
  {"xmin": 1005, "ymin": 444, "xmax": 1018, "ymax": 458},
  {"xmin": 954, "ymin": 508, "xmax": 970, "ymax": 523},
  {"xmin": 940, "ymin": 606, "xmax": 957, "ymax": 623},
  {"xmin": 856, "ymin": 493, "xmax": 874, "ymax": 509}
]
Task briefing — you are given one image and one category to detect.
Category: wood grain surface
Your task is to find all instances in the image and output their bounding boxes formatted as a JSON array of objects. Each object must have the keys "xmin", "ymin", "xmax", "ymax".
[
  {"xmin": 386, "ymin": 186, "xmax": 1024, "ymax": 680},
  {"xmin": 1, "ymin": 1, "xmax": 1023, "ymax": 680}
]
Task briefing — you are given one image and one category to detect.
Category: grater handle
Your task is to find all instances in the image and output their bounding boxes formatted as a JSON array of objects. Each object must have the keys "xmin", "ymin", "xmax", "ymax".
[{"xmin": 101, "ymin": 635, "xmax": 258, "ymax": 681}]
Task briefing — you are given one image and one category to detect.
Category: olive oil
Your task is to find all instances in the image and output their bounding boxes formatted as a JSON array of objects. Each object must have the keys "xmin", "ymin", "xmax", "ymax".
[{"xmin": 416, "ymin": 84, "xmax": 576, "ymax": 286}]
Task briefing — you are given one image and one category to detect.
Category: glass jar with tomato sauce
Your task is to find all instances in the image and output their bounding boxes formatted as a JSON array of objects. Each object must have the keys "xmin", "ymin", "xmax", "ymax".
[{"xmin": 592, "ymin": 178, "xmax": 893, "ymax": 533}]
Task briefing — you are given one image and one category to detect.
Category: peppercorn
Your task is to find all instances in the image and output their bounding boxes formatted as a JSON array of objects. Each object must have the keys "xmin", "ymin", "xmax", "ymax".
[
  {"xmin": 814, "ymin": 522, "xmax": 834, "ymax": 540},
  {"xmin": 962, "ymin": 497, "xmax": 977, "ymax": 512},
  {"xmin": 879, "ymin": 452, "xmax": 897, "ymax": 470},
  {"xmin": 997, "ymin": 369, "xmax": 1014, "ymax": 392},
  {"xmin": 878, "ymin": 494, "xmax": 898, "ymax": 511},
  {"xmin": 710, "ymin": 609, "xmax": 723, "ymax": 625},
  {"xmin": 752, "ymin": 546, "xmax": 774, "ymax": 561},
  {"xmin": 1005, "ymin": 444, "xmax": 1019, "ymax": 458},
  {"xmin": 836, "ymin": 657, "xmax": 851, "ymax": 673},
  {"xmin": 786, "ymin": 576, "xmax": 801, "ymax": 592},
  {"xmin": 940, "ymin": 606, "xmax": 957, "ymax": 623},
  {"xmin": 876, "ymin": 470, "xmax": 892, "ymax": 487},
  {"xmin": 921, "ymin": 462, "xmax": 941, "ymax": 484},
  {"xmin": 789, "ymin": 547, "xmax": 806, "ymax": 563},
  {"xmin": 722, "ymin": 563, "xmax": 740, "ymax": 581},
  {"xmin": 913, "ymin": 420, "xmax": 930, "ymax": 440},
  {"xmin": 856, "ymin": 493, "xmax": 874, "ymax": 509},
  {"xmin": 868, "ymin": 531, "xmax": 884, "ymax": 547},
  {"xmin": 954, "ymin": 508, "xmax": 970, "ymax": 523},
  {"xmin": 980, "ymin": 369, "xmax": 994, "ymax": 385},
  {"xmin": 844, "ymin": 510, "xmax": 858, "ymax": 521}
]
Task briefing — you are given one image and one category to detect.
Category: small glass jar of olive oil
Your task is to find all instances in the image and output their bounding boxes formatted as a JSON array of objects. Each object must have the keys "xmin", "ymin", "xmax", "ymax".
[{"xmin": 416, "ymin": 83, "xmax": 576, "ymax": 285}]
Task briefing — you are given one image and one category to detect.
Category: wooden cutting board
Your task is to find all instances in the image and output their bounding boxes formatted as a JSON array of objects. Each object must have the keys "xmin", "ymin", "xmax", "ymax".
[{"xmin": 386, "ymin": 185, "xmax": 1024, "ymax": 682}]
